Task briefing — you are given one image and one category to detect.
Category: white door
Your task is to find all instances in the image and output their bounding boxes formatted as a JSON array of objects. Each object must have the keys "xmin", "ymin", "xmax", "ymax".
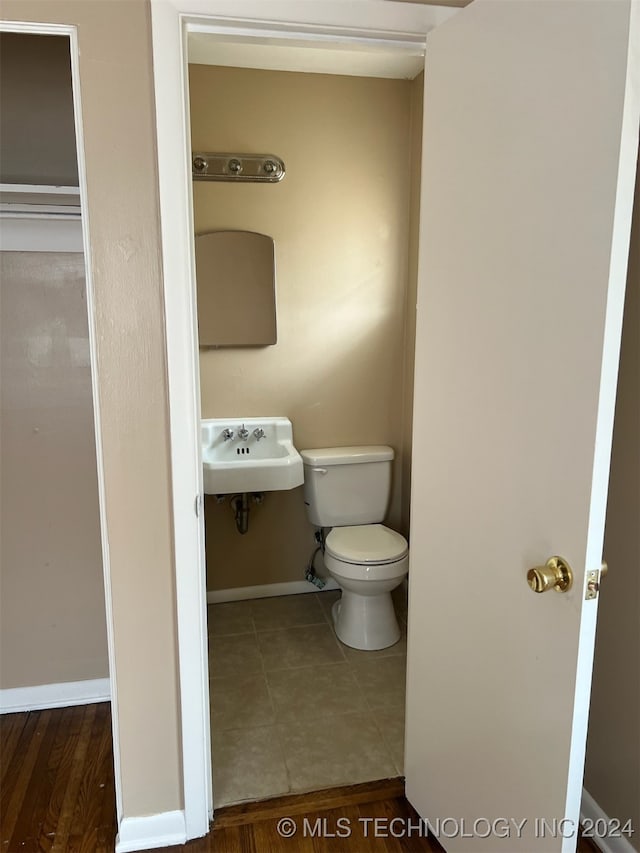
[{"xmin": 405, "ymin": 1, "xmax": 639, "ymax": 851}]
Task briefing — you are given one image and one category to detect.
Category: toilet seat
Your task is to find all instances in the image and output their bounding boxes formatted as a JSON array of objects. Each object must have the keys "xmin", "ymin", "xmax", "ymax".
[
  {"xmin": 323, "ymin": 522, "xmax": 409, "ymax": 650},
  {"xmin": 325, "ymin": 524, "xmax": 408, "ymax": 566}
]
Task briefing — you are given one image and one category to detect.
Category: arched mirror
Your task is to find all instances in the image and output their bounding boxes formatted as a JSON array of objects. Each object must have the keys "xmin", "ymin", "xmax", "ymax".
[{"xmin": 195, "ymin": 230, "xmax": 277, "ymax": 346}]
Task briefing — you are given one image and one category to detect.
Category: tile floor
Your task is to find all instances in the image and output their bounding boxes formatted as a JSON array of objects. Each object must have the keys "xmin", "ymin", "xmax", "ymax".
[{"xmin": 208, "ymin": 586, "xmax": 408, "ymax": 808}]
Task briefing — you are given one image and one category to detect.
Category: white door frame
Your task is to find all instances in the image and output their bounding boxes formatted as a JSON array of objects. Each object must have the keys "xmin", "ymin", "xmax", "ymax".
[
  {"xmin": 0, "ymin": 19, "xmax": 122, "ymax": 826},
  {"xmin": 149, "ymin": 0, "xmax": 459, "ymax": 838}
]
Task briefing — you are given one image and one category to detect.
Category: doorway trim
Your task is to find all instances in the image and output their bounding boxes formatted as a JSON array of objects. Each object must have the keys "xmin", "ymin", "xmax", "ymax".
[
  {"xmin": 149, "ymin": 0, "xmax": 459, "ymax": 840},
  {"xmin": 0, "ymin": 18, "xmax": 122, "ymax": 826}
]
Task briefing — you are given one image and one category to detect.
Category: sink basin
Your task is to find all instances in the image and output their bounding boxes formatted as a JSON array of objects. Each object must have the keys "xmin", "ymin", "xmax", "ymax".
[{"xmin": 201, "ymin": 417, "xmax": 304, "ymax": 494}]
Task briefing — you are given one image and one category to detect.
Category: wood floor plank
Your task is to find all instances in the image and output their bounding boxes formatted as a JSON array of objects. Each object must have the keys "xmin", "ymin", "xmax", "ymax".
[
  {"xmin": 94, "ymin": 708, "xmax": 118, "ymax": 839},
  {"xmin": 67, "ymin": 704, "xmax": 112, "ymax": 840},
  {"xmin": 63, "ymin": 704, "xmax": 116, "ymax": 853},
  {"xmin": 392, "ymin": 796, "xmax": 445, "ymax": 853},
  {"xmin": 1, "ymin": 710, "xmax": 53, "ymax": 850},
  {"xmin": 252, "ymin": 814, "xmax": 316, "ymax": 853},
  {"xmin": 210, "ymin": 823, "xmax": 256, "ymax": 853},
  {"xmin": 1, "ymin": 710, "xmax": 40, "ymax": 826},
  {"xmin": 49, "ymin": 703, "xmax": 97, "ymax": 853},
  {"xmin": 38, "ymin": 706, "xmax": 89, "ymax": 853},
  {"xmin": 0, "ymin": 712, "xmax": 29, "ymax": 789},
  {"xmin": 95, "ymin": 823, "xmax": 119, "ymax": 853},
  {"xmin": 356, "ymin": 798, "xmax": 414, "ymax": 853},
  {"xmin": 308, "ymin": 806, "xmax": 360, "ymax": 853},
  {"xmin": 213, "ymin": 778, "xmax": 405, "ymax": 829},
  {"xmin": 10, "ymin": 704, "xmax": 68, "ymax": 851}
]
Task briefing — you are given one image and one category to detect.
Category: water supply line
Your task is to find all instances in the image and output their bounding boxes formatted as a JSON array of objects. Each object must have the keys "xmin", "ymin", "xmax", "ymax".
[{"xmin": 305, "ymin": 528, "xmax": 327, "ymax": 589}]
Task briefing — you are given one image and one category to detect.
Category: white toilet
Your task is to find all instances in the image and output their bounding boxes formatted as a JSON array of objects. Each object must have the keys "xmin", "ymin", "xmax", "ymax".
[{"xmin": 300, "ymin": 446, "xmax": 409, "ymax": 651}]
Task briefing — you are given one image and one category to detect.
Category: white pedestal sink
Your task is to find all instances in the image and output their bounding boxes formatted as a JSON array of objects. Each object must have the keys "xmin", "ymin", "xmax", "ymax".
[{"xmin": 201, "ymin": 417, "xmax": 304, "ymax": 494}]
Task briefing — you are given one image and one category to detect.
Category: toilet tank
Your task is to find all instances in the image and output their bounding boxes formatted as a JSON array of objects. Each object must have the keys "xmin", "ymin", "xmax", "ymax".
[{"xmin": 300, "ymin": 446, "xmax": 394, "ymax": 527}]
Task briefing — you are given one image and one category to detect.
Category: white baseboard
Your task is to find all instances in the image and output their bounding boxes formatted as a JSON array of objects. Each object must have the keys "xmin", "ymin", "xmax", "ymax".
[
  {"xmin": 0, "ymin": 677, "xmax": 111, "ymax": 714},
  {"xmin": 115, "ymin": 810, "xmax": 186, "ymax": 853},
  {"xmin": 207, "ymin": 577, "xmax": 339, "ymax": 604},
  {"xmin": 581, "ymin": 788, "xmax": 638, "ymax": 853}
]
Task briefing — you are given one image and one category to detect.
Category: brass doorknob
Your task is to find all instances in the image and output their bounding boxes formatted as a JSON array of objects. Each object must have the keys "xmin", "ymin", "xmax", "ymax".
[{"xmin": 527, "ymin": 556, "xmax": 573, "ymax": 593}]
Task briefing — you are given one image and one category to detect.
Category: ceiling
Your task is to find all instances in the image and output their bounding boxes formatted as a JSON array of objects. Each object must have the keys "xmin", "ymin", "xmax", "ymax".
[{"xmin": 187, "ymin": 30, "xmax": 430, "ymax": 79}]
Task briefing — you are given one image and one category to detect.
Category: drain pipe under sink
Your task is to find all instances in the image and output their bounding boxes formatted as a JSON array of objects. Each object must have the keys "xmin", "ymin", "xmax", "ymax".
[{"xmin": 229, "ymin": 492, "xmax": 264, "ymax": 534}]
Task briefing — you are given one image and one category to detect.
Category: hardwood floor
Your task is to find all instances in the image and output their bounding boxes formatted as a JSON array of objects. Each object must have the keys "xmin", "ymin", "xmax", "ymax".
[
  {"xmin": 1, "ymin": 703, "xmax": 116, "ymax": 852},
  {"xmin": 1, "ymin": 703, "xmax": 601, "ymax": 853},
  {"xmin": 171, "ymin": 780, "xmax": 445, "ymax": 853}
]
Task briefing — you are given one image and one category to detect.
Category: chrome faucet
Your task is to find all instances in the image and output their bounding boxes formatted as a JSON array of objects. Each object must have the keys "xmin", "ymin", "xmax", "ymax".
[
  {"xmin": 222, "ymin": 428, "xmax": 234, "ymax": 441},
  {"xmin": 237, "ymin": 424, "xmax": 250, "ymax": 441},
  {"xmin": 253, "ymin": 427, "xmax": 265, "ymax": 441}
]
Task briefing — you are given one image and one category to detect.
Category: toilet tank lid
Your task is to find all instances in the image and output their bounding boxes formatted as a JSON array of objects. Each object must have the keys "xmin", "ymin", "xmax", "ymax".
[{"xmin": 300, "ymin": 445, "xmax": 394, "ymax": 466}]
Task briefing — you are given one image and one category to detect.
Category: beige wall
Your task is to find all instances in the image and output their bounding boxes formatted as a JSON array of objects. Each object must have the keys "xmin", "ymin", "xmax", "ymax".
[
  {"xmin": 0, "ymin": 33, "xmax": 78, "ymax": 185},
  {"xmin": 189, "ymin": 65, "xmax": 421, "ymax": 591},
  {"xmin": 394, "ymin": 0, "xmax": 470, "ymax": 4},
  {"xmin": 1, "ymin": 0, "xmax": 182, "ymax": 818},
  {"xmin": 0, "ymin": 252, "xmax": 108, "ymax": 689},
  {"xmin": 0, "ymin": 0, "xmax": 429, "ymax": 826},
  {"xmin": 584, "ymin": 160, "xmax": 640, "ymax": 846},
  {"xmin": 4, "ymin": 0, "xmax": 631, "ymax": 836},
  {"xmin": 400, "ymin": 72, "xmax": 424, "ymax": 533}
]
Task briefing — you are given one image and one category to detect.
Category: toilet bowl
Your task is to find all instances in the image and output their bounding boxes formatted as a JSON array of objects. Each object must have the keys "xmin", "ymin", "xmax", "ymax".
[
  {"xmin": 300, "ymin": 445, "xmax": 409, "ymax": 651},
  {"xmin": 324, "ymin": 524, "xmax": 408, "ymax": 650}
]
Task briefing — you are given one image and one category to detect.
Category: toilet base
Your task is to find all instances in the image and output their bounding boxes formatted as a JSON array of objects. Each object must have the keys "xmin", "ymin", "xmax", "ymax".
[{"xmin": 331, "ymin": 590, "xmax": 401, "ymax": 651}]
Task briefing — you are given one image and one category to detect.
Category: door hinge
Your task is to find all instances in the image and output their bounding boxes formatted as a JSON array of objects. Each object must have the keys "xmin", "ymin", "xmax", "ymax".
[{"xmin": 194, "ymin": 494, "xmax": 202, "ymax": 517}]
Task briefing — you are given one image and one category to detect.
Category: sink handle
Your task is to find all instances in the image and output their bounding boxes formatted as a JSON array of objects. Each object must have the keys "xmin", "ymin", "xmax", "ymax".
[
  {"xmin": 253, "ymin": 428, "xmax": 265, "ymax": 441},
  {"xmin": 222, "ymin": 428, "xmax": 234, "ymax": 441}
]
